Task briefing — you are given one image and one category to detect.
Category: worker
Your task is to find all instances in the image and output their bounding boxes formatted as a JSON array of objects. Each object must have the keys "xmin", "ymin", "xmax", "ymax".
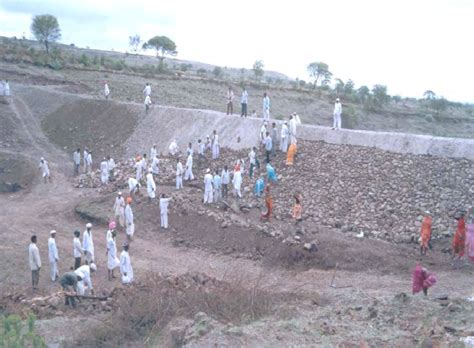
[
  {"xmin": 48, "ymin": 230, "xmax": 59, "ymax": 282},
  {"xmin": 211, "ymin": 130, "xmax": 220, "ymax": 160},
  {"xmin": 120, "ymin": 244, "xmax": 134, "ymax": 284},
  {"xmin": 280, "ymin": 121, "xmax": 289, "ymax": 153},
  {"xmin": 151, "ymin": 154, "xmax": 159, "ymax": 177},
  {"xmin": 146, "ymin": 168, "xmax": 156, "ymax": 200},
  {"xmin": 203, "ymin": 168, "xmax": 214, "ymax": 204},
  {"xmin": 85, "ymin": 151, "xmax": 93, "ymax": 173},
  {"xmin": 262, "ymin": 92, "xmax": 271, "ymax": 121},
  {"xmin": 412, "ymin": 263, "xmax": 436, "ymax": 296},
  {"xmin": 83, "ymin": 148, "xmax": 89, "ymax": 173},
  {"xmin": 466, "ymin": 207, "xmax": 474, "ymax": 262},
  {"xmin": 75, "ymin": 263, "xmax": 96, "ymax": 295},
  {"xmin": 28, "ymin": 235, "xmax": 41, "ymax": 290},
  {"xmin": 452, "ymin": 211, "xmax": 466, "ymax": 262},
  {"xmin": 176, "ymin": 158, "xmax": 183, "ymax": 190},
  {"xmin": 186, "ymin": 142, "xmax": 194, "ymax": 157},
  {"xmin": 289, "ymin": 114, "xmax": 297, "ymax": 145},
  {"xmin": 260, "ymin": 186, "xmax": 273, "ymax": 221},
  {"xmin": 286, "ymin": 143, "xmax": 297, "ymax": 166},
  {"xmin": 104, "ymin": 81, "xmax": 110, "ymax": 99},
  {"xmin": 160, "ymin": 193, "xmax": 171, "ymax": 229},
  {"xmin": 73, "ymin": 230, "xmax": 82, "ymax": 270},
  {"xmin": 113, "ymin": 192, "xmax": 125, "ymax": 228},
  {"xmin": 248, "ymin": 147, "xmax": 257, "ymax": 178},
  {"xmin": 106, "ymin": 220, "xmax": 115, "ymax": 242},
  {"xmin": 232, "ymin": 163, "xmax": 242, "ymax": 198},
  {"xmin": 184, "ymin": 153, "xmax": 194, "ymax": 181},
  {"xmin": 264, "ymin": 131, "xmax": 272, "ymax": 163},
  {"xmin": 144, "ymin": 95, "xmax": 152, "ymax": 113},
  {"xmin": 143, "ymin": 83, "xmax": 151, "ymax": 97},
  {"xmin": 266, "ymin": 163, "xmax": 277, "ymax": 183},
  {"xmin": 150, "ymin": 144, "xmax": 157, "ymax": 160},
  {"xmin": 134, "ymin": 156, "xmax": 143, "ymax": 182},
  {"xmin": 100, "ymin": 157, "xmax": 109, "ymax": 184},
  {"xmin": 39, "ymin": 157, "xmax": 52, "ymax": 183},
  {"xmin": 271, "ymin": 122, "xmax": 278, "ymax": 157},
  {"xmin": 125, "ymin": 197, "xmax": 135, "ymax": 240},
  {"xmin": 73, "ymin": 148, "xmax": 81, "ymax": 175},
  {"xmin": 420, "ymin": 211, "xmax": 432, "ymax": 256},
  {"xmin": 82, "ymin": 223, "xmax": 94, "ymax": 265},
  {"xmin": 221, "ymin": 165, "xmax": 230, "ymax": 198},
  {"xmin": 197, "ymin": 139, "xmax": 205, "ymax": 164},
  {"xmin": 128, "ymin": 177, "xmax": 141, "ymax": 195},
  {"xmin": 107, "ymin": 230, "xmax": 120, "ymax": 281},
  {"xmin": 332, "ymin": 98, "xmax": 342, "ymax": 130},
  {"xmin": 107, "ymin": 156, "xmax": 116, "ymax": 181},
  {"xmin": 213, "ymin": 170, "xmax": 222, "ymax": 203},
  {"xmin": 60, "ymin": 271, "xmax": 82, "ymax": 307},
  {"xmin": 254, "ymin": 174, "xmax": 265, "ymax": 197},
  {"xmin": 292, "ymin": 194, "xmax": 303, "ymax": 228},
  {"xmin": 169, "ymin": 139, "xmax": 179, "ymax": 156},
  {"xmin": 226, "ymin": 86, "xmax": 234, "ymax": 115}
]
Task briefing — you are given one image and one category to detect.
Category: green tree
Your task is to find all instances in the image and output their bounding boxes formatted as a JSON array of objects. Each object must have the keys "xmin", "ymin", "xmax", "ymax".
[
  {"xmin": 372, "ymin": 84, "xmax": 390, "ymax": 107},
  {"xmin": 430, "ymin": 97, "xmax": 448, "ymax": 114},
  {"xmin": 344, "ymin": 79, "xmax": 355, "ymax": 96},
  {"xmin": 307, "ymin": 62, "xmax": 332, "ymax": 88},
  {"xmin": 423, "ymin": 90, "xmax": 436, "ymax": 100},
  {"xmin": 213, "ymin": 66, "xmax": 222, "ymax": 78},
  {"xmin": 334, "ymin": 78, "xmax": 344, "ymax": 94},
  {"xmin": 197, "ymin": 68, "xmax": 207, "ymax": 77},
  {"xmin": 253, "ymin": 60, "xmax": 264, "ymax": 82},
  {"xmin": 128, "ymin": 34, "xmax": 142, "ymax": 54},
  {"xmin": 143, "ymin": 36, "xmax": 177, "ymax": 70},
  {"xmin": 30, "ymin": 14, "xmax": 61, "ymax": 54},
  {"xmin": 357, "ymin": 85, "xmax": 370, "ymax": 103}
]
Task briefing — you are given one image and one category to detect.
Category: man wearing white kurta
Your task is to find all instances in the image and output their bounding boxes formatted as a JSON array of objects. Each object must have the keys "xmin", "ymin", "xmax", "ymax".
[
  {"xmin": 107, "ymin": 156, "xmax": 116, "ymax": 180},
  {"xmin": 143, "ymin": 83, "xmax": 151, "ymax": 97},
  {"xmin": 4, "ymin": 80, "xmax": 10, "ymax": 96},
  {"xmin": 262, "ymin": 93, "xmax": 271, "ymax": 121},
  {"xmin": 160, "ymin": 194, "xmax": 171, "ymax": 229},
  {"xmin": 113, "ymin": 192, "xmax": 125, "ymax": 227},
  {"xmin": 233, "ymin": 166, "xmax": 242, "ymax": 198},
  {"xmin": 120, "ymin": 244, "xmax": 134, "ymax": 284},
  {"xmin": 128, "ymin": 177, "xmax": 141, "ymax": 195},
  {"xmin": 150, "ymin": 144, "xmax": 157, "ymax": 161},
  {"xmin": 73, "ymin": 149, "xmax": 81, "ymax": 175},
  {"xmin": 280, "ymin": 122, "xmax": 289, "ymax": 153},
  {"xmin": 213, "ymin": 171, "xmax": 222, "ymax": 203},
  {"xmin": 289, "ymin": 115, "xmax": 297, "ymax": 145},
  {"xmin": 48, "ymin": 230, "xmax": 59, "ymax": 282},
  {"xmin": 144, "ymin": 95, "xmax": 152, "ymax": 113},
  {"xmin": 333, "ymin": 98, "xmax": 342, "ymax": 130},
  {"xmin": 86, "ymin": 151, "xmax": 93, "ymax": 173},
  {"xmin": 73, "ymin": 230, "xmax": 82, "ymax": 270},
  {"xmin": 29, "ymin": 235, "xmax": 41, "ymax": 290},
  {"xmin": 83, "ymin": 148, "xmax": 89, "ymax": 173},
  {"xmin": 184, "ymin": 154, "xmax": 194, "ymax": 181},
  {"xmin": 100, "ymin": 158, "xmax": 109, "ymax": 184},
  {"xmin": 107, "ymin": 231, "xmax": 119, "ymax": 280},
  {"xmin": 146, "ymin": 169, "xmax": 156, "ymax": 199},
  {"xmin": 125, "ymin": 197, "xmax": 134, "ymax": 239},
  {"xmin": 176, "ymin": 159, "xmax": 183, "ymax": 190},
  {"xmin": 169, "ymin": 139, "xmax": 179, "ymax": 156},
  {"xmin": 75, "ymin": 263, "xmax": 96, "ymax": 295},
  {"xmin": 221, "ymin": 166, "xmax": 230, "ymax": 198},
  {"xmin": 39, "ymin": 157, "xmax": 51, "ymax": 183},
  {"xmin": 203, "ymin": 169, "xmax": 214, "ymax": 204},
  {"xmin": 151, "ymin": 155, "xmax": 159, "ymax": 176},
  {"xmin": 260, "ymin": 122, "xmax": 267, "ymax": 144},
  {"xmin": 134, "ymin": 158, "xmax": 143, "ymax": 182},
  {"xmin": 82, "ymin": 223, "xmax": 94, "ymax": 265},
  {"xmin": 211, "ymin": 130, "xmax": 219, "ymax": 160},
  {"xmin": 104, "ymin": 82, "xmax": 110, "ymax": 99}
]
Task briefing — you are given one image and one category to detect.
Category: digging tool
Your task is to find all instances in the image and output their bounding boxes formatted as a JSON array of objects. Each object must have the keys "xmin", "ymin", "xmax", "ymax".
[{"xmin": 329, "ymin": 263, "xmax": 352, "ymax": 289}]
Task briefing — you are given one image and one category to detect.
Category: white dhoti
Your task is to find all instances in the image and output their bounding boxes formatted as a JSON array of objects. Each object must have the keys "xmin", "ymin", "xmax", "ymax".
[
  {"xmin": 212, "ymin": 145, "xmax": 219, "ymax": 159},
  {"xmin": 204, "ymin": 189, "xmax": 213, "ymax": 204},
  {"xmin": 126, "ymin": 223, "xmax": 135, "ymax": 237},
  {"xmin": 161, "ymin": 212, "xmax": 168, "ymax": 229},
  {"xmin": 184, "ymin": 168, "xmax": 194, "ymax": 180},
  {"xmin": 280, "ymin": 137, "xmax": 288, "ymax": 152},
  {"xmin": 333, "ymin": 113, "xmax": 341, "ymax": 129},
  {"xmin": 50, "ymin": 261, "xmax": 58, "ymax": 281},
  {"xmin": 176, "ymin": 176, "xmax": 183, "ymax": 189}
]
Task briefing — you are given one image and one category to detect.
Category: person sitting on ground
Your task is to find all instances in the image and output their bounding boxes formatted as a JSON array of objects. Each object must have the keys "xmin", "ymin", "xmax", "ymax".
[{"xmin": 412, "ymin": 263, "xmax": 436, "ymax": 296}]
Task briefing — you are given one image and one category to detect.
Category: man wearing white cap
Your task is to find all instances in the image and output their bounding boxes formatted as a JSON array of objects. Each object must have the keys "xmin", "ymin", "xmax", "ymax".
[
  {"xmin": 120, "ymin": 244, "xmax": 134, "ymax": 284},
  {"xmin": 184, "ymin": 153, "xmax": 194, "ymax": 181},
  {"xmin": 29, "ymin": 235, "xmax": 41, "ymax": 290},
  {"xmin": 203, "ymin": 168, "xmax": 214, "ymax": 204},
  {"xmin": 48, "ymin": 230, "xmax": 59, "ymax": 282},
  {"xmin": 39, "ymin": 157, "xmax": 51, "ymax": 183},
  {"xmin": 100, "ymin": 157, "xmax": 109, "ymax": 184},
  {"xmin": 333, "ymin": 98, "xmax": 342, "ymax": 130},
  {"xmin": 104, "ymin": 81, "xmax": 110, "ymax": 99},
  {"xmin": 159, "ymin": 193, "xmax": 172, "ymax": 229},
  {"xmin": 128, "ymin": 177, "xmax": 141, "ymax": 196},
  {"xmin": 169, "ymin": 139, "xmax": 179, "ymax": 156},
  {"xmin": 146, "ymin": 168, "xmax": 156, "ymax": 200},
  {"xmin": 280, "ymin": 121, "xmax": 289, "ymax": 152},
  {"xmin": 82, "ymin": 223, "xmax": 94, "ymax": 265},
  {"xmin": 233, "ymin": 163, "xmax": 243, "ymax": 198},
  {"xmin": 113, "ymin": 192, "xmax": 125, "ymax": 227},
  {"xmin": 176, "ymin": 158, "xmax": 183, "ymax": 190},
  {"xmin": 74, "ymin": 263, "xmax": 96, "ymax": 295}
]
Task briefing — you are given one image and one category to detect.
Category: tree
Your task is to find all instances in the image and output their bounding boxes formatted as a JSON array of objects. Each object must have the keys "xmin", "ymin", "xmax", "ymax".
[
  {"xmin": 253, "ymin": 60, "xmax": 264, "ymax": 82},
  {"xmin": 357, "ymin": 85, "xmax": 370, "ymax": 102},
  {"xmin": 372, "ymin": 84, "xmax": 390, "ymax": 107},
  {"xmin": 344, "ymin": 79, "xmax": 355, "ymax": 96},
  {"xmin": 128, "ymin": 35, "xmax": 142, "ymax": 55},
  {"xmin": 143, "ymin": 36, "xmax": 177, "ymax": 70},
  {"xmin": 423, "ymin": 90, "xmax": 436, "ymax": 100},
  {"xmin": 307, "ymin": 62, "xmax": 332, "ymax": 88},
  {"xmin": 30, "ymin": 14, "xmax": 61, "ymax": 54},
  {"xmin": 334, "ymin": 78, "xmax": 344, "ymax": 95},
  {"xmin": 430, "ymin": 97, "xmax": 448, "ymax": 114},
  {"xmin": 212, "ymin": 66, "xmax": 222, "ymax": 78}
]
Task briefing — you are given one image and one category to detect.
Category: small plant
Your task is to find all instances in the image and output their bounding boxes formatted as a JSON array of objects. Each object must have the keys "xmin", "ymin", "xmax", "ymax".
[
  {"xmin": 0, "ymin": 313, "xmax": 46, "ymax": 347},
  {"xmin": 78, "ymin": 53, "xmax": 90, "ymax": 67}
]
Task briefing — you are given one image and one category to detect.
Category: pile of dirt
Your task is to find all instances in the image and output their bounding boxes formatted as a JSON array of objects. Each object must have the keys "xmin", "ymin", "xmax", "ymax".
[{"xmin": 0, "ymin": 154, "xmax": 36, "ymax": 193}]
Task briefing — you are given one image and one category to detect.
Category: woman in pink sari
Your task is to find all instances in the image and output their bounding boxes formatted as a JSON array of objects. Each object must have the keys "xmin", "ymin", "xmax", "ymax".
[
  {"xmin": 466, "ymin": 207, "xmax": 474, "ymax": 262},
  {"xmin": 412, "ymin": 263, "xmax": 437, "ymax": 296}
]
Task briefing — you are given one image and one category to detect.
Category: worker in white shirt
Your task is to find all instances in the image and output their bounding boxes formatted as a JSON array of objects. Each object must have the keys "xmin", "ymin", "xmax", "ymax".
[
  {"xmin": 143, "ymin": 83, "xmax": 152, "ymax": 97},
  {"xmin": 48, "ymin": 230, "xmax": 59, "ymax": 282},
  {"xmin": 160, "ymin": 194, "xmax": 172, "ymax": 229},
  {"xmin": 333, "ymin": 98, "xmax": 342, "ymax": 130},
  {"xmin": 29, "ymin": 235, "xmax": 41, "ymax": 290}
]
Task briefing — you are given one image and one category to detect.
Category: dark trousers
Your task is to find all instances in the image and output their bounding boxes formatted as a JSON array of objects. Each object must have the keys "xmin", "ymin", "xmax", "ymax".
[
  {"xmin": 61, "ymin": 284, "xmax": 77, "ymax": 307},
  {"xmin": 31, "ymin": 269, "xmax": 40, "ymax": 288},
  {"xmin": 74, "ymin": 164, "xmax": 79, "ymax": 175},
  {"xmin": 74, "ymin": 257, "xmax": 81, "ymax": 270},
  {"xmin": 241, "ymin": 103, "xmax": 247, "ymax": 117},
  {"xmin": 222, "ymin": 184, "xmax": 228, "ymax": 198},
  {"xmin": 227, "ymin": 102, "xmax": 233, "ymax": 115},
  {"xmin": 266, "ymin": 150, "xmax": 271, "ymax": 163}
]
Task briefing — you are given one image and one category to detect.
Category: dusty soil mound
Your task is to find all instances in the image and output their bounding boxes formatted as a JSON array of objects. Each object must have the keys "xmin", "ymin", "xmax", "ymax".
[
  {"xmin": 0, "ymin": 154, "xmax": 36, "ymax": 193},
  {"xmin": 41, "ymin": 99, "xmax": 140, "ymax": 159}
]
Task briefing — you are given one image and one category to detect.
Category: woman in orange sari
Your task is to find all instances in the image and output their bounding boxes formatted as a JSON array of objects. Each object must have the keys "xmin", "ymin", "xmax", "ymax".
[
  {"xmin": 260, "ymin": 186, "xmax": 273, "ymax": 221},
  {"xmin": 452, "ymin": 212, "xmax": 466, "ymax": 260},
  {"xmin": 420, "ymin": 211, "xmax": 432, "ymax": 256},
  {"xmin": 286, "ymin": 143, "xmax": 297, "ymax": 166}
]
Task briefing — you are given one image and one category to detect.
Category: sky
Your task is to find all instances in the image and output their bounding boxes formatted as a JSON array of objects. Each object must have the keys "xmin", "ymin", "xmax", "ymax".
[{"xmin": 0, "ymin": 0, "xmax": 473, "ymax": 102}]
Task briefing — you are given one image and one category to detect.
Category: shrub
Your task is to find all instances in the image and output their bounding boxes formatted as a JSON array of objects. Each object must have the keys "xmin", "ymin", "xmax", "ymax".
[
  {"xmin": 197, "ymin": 68, "xmax": 207, "ymax": 77},
  {"xmin": 78, "ymin": 53, "xmax": 91, "ymax": 67},
  {"xmin": 0, "ymin": 313, "xmax": 46, "ymax": 347}
]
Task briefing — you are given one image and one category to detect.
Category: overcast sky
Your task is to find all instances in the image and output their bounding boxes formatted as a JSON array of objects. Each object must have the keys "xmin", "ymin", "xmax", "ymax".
[{"xmin": 1, "ymin": 0, "xmax": 473, "ymax": 102}]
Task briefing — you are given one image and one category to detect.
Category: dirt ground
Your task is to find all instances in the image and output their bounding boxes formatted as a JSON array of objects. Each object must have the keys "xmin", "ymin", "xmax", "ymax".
[{"xmin": 1, "ymin": 74, "xmax": 474, "ymax": 347}]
